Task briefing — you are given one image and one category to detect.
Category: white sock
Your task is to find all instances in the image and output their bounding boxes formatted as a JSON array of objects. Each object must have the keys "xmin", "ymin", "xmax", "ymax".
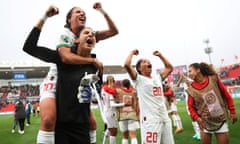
[
  {"xmin": 171, "ymin": 115, "xmax": 178, "ymax": 127},
  {"xmin": 37, "ymin": 130, "xmax": 54, "ymax": 144},
  {"xmin": 131, "ymin": 138, "xmax": 138, "ymax": 144},
  {"xmin": 175, "ymin": 115, "xmax": 183, "ymax": 128},
  {"xmin": 104, "ymin": 129, "xmax": 109, "ymax": 137},
  {"xmin": 122, "ymin": 138, "xmax": 128, "ymax": 144},
  {"xmin": 192, "ymin": 121, "xmax": 200, "ymax": 135},
  {"xmin": 102, "ymin": 131, "xmax": 109, "ymax": 144},
  {"xmin": 110, "ymin": 136, "xmax": 117, "ymax": 144},
  {"xmin": 90, "ymin": 130, "xmax": 96, "ymax": 144}
]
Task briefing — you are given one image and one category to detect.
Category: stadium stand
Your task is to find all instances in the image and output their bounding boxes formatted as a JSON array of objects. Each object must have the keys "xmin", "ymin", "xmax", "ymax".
[
  {"xmin": 1, "ymin": 62, "xmax": 239, "ymax": 112},
  {"xmin": 219, "ymin": 63, "xmax": 240, "ymax": 85}
]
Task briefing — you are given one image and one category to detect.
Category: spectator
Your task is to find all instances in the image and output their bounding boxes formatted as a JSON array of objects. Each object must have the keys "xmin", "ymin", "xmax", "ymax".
[
  {"xmin": 36, "ymin": 102, "xmax": 40, "ymax": 117},
  {"xmin": 11, "ymin": 111, "xmax": 18, "ymax": 133},
  {"xmin": 25, "ymin": 100, "xmax": 32, "ymax": 126},
  {"xmin": 14, "ymin": 100, "xmax": 26, "ymax": 134}
]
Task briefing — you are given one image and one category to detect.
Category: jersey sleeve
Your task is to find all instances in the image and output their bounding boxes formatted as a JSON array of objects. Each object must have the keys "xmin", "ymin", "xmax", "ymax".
[
  {"xmin": 187, "ymin": 95, "xmax": 200, "ymax": 121},
  {"xmin": 56, "ymin": 28, "xmax": 75, "ymax": 48}
]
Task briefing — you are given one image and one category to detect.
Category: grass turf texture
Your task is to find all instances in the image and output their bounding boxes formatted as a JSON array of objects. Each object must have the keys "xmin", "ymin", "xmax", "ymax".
[{"xmin": 0, "ymin": 98, "xmax": 239, "ymax": 144}]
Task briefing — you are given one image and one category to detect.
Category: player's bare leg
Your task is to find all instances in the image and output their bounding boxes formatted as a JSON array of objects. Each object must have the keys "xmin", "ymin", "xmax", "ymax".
[{"xmin": 37, "ymin": 98, "xmax": 56, "ymax": 144}]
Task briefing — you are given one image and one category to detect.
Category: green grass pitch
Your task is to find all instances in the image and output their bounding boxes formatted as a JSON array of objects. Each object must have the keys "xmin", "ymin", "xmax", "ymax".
[{"xmin": 0, "ymin": 98, "xmax": 239, "ymax": 144}]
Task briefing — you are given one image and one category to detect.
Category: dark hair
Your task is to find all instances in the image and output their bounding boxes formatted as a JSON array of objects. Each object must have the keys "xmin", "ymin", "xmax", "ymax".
[
  {"xmin": 64, "ymin": 7, "xmax": 77, "ymax": 29},
  {"xmin": 70, "ymin": 27, "xmax": 91, "ymax": 54},
  {"xmin": 106, "ymin": 75, "xmax": 115, "ymax": 84},
  {"xmin": 136, "ymin": 59, "xmax": 143, "ymax": 74},
  {"xmin": 122, "ymin": 79, "xmax": 131, "ymax": 88},
  {"xmin": 70, "ymin": 43, "xmax": 78, "ymax": 54},
  {"xmin": 189, "ymin": 62, "xmax": 217, "ymax": 76}
]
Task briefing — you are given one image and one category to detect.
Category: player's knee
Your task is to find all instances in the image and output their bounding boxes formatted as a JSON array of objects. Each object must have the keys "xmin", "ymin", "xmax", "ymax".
[
  {"xmin": 123, "ymin": 131, "xmax": 129, "ymax": 139},
  {"xmin": 172, "ymin": 111, "xmax": 178, "ymax": 115},
  {"xmin": 109, "ymin": 128, "xmax": 118, "ymax": 136},
  {"xmin": 90, "ymin": 119, "xmax": 97, "ymax": 130},
  {"xmin": 89, "ymin": 113, "xmax": 97, "ymax": 130},
  {"xmin": 41, "ymin": 115, "xmax": 56, "ymax": 130}
]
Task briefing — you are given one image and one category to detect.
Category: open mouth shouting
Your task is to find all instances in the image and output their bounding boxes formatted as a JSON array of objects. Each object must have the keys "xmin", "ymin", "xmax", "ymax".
[
  {"xmin": 86, "ymin": 38, "xmax": 93, "ymax": 44},
  {"xmin": 86, "ymin": 37, "xmax": 95, "ymax": 47},
  {"xmin": 78, "ymin": 16, "xmax": 86, "ymax": 24},
  {"xmin": 147, "ymin": 64, "xmax": 152, "ymax": 68}
]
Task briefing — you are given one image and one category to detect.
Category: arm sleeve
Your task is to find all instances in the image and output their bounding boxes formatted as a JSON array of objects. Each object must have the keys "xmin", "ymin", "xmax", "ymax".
[
  {"xmin": 187, "ymin": 95, "xmax": 200, "ymax": 121},
  {"xmin": 56, "ymin": 28, "xmax": 74, "ymax": 48},
  {"xmin": 217, "ymin": 79, "xmax": 236, "ymax": 114},
  {"xmin": 22, "ymin": 27, "xmax": 59, "ymax": 63}
]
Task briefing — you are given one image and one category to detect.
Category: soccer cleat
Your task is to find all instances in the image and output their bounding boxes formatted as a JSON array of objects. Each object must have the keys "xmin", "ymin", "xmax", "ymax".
[
  {"xmin": 175, "ymin": 128, "xmax": 184, "ymax": 134},
  {"xmin": 195, "ymin": 134, "xmax": 201, "ymax": 141},
  {"xmin": 193, "ymin": 133, "xmax": 201, "ymax": 141},
  {"xmin": 26, "ymin": 123, "xmax": 30, "ymax": 126},
  {"xmin": 18, "ymin": 130, "xmax": 24, "ymax": 134}
]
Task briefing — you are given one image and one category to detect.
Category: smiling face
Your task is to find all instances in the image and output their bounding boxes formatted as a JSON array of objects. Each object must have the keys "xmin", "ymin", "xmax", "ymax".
[
  {"xmin": 68, "ymin": 7, "xmax": 86, "ymax": 33},
  {"xmin": 188, "ymin": 66, "xmax": 200, "ymax": 80},
  {"xmin": 138, "ymin": 59, "xmax": 152, "ymax": 76},
  {"xmin": 75, "ymin": 27, "xmax": 96, "ymax": 55}
]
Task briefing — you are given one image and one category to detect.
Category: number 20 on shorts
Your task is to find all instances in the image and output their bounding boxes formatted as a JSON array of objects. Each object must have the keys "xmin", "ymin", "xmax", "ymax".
[{"xmin": 146, "ymin": 131, "xmax": 158, "ymax": 143}]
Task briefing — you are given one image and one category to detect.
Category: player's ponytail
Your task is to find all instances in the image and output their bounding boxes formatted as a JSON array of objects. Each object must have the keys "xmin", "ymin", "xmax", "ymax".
[
  {"xmin": 64, "ymin": 7, "xmax": 77, "ymax": 29},
  {"xmin": 189, "ymin": 62, "xmax": 217, "ymax": 76}
]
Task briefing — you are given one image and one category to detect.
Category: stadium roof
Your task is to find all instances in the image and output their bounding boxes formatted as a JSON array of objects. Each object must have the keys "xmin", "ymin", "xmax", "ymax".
[{"xmin": 0, "ymin": 65, "xmax": 129, "ymax": 79}]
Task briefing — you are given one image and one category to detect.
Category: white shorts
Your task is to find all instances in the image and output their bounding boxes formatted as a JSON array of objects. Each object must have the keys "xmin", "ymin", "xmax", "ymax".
[
  {"xmin": 104, "ymin": 111, "xmax": 118, "ymax": 128},
  {"xmin": 203, "ymin": 122, "xmax": 229, "ymax": 134},
  {"xmin": 40, "ymin": 65, "xmax": 57, "ymax": 102},
  {"xmin": 119, "ymin": 120, "xmax": 139, "ymax": 132},
  {"xmin": 141, "ymin": 120, "xmax": 174, "ymax": 144}
]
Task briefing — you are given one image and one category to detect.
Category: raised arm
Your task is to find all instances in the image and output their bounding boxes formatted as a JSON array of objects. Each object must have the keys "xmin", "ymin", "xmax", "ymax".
[
  {"xmin": 93, "ymin": 2, "xmax": 119, "ymax": 42},
  {"xmin": 22, "ymin": 5, "xmax": 59, "ymax": 63},
  {"xmin": 57, "ymin": 2, "xmax": 117, "ymax": 70},
  {"xmin": 176, "ymin": 72, "xmax": 185, "ymax": 87},
  {"xmin": 57, "ymin": 3, "xmax": 105, "ymax": 69},
  {"xmin": 153, "ymin": 51, "xmax": 173, "ymax": 81},
  {"xmin": 124, "ymin": 49, "xmax": 139, "ymax": 80}
]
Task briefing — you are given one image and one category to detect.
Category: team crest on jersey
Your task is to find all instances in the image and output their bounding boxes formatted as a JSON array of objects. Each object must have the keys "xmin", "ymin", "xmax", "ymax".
[{"xmin": 59, "ymin": 35, "xmax": 70, "ymax": 43}]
